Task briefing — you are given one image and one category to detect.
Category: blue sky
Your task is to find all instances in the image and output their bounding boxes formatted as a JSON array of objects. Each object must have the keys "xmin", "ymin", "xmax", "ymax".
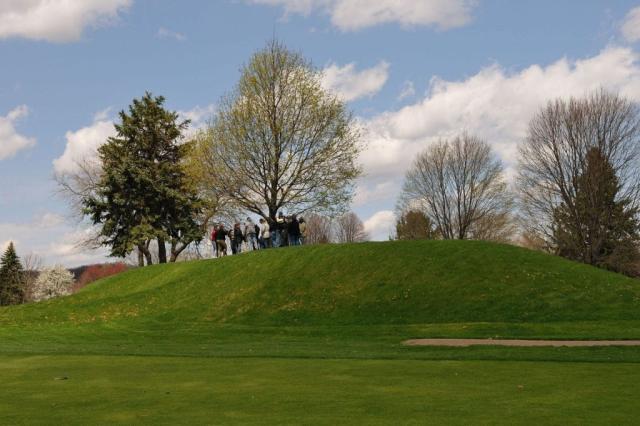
[{"xmin": 1, "ymin": 0, "xmax": 640, "ymax": 266}]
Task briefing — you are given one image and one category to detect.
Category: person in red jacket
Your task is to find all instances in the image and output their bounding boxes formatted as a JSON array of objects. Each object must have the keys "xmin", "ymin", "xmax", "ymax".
[{"xmin": 210, "ymin": 227, "xmax": 217, "ymax": 258}]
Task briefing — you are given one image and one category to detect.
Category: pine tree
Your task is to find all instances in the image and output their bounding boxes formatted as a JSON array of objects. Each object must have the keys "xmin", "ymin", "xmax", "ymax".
[
  {"xmin": 553, "ymin": 147, "xmax": 640, "ymax": 275},
  {"xmin": 84, "ymin": 92, "xmax": 203, "ymax": 264},
  {"xmin": 0, "ymin": 242, "xmax": 25, "ymax": 306}
]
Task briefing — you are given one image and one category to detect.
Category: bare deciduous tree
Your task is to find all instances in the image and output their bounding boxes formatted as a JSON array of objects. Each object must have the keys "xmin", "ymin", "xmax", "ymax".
[
  {"xmin": 21, "ymin": 253, "xmax": 43, "ymax": 302},
  {"xmin": 399, "ymin": 133, "xmax": 513, "ymax": 240},
  {"xmin": 517, "ymin": 89, "xmax": 640, "ymax": 249},
  {"xmin": 303, "ymin": 213, "xmax": 333, "ymax": 244},
  {"xmin": 55, "ymin": 158, "xmax": 104, "ymax": 249},
  {"xmin": 195, "ymin": 40, "xmax": 362, "ymax": 222},
  {"xmin": 468, "ymin": 211, "xmax": 516, "ymax": 243},
  {"xmin": 335, "ymin": 211, "xmax": 368, "ymax": 243}
]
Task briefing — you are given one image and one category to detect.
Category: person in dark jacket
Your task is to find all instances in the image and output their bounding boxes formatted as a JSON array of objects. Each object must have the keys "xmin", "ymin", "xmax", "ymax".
[
  {"xmin": 215, "ymin": 224, "xmax": 227, "ymax": 257},
  {"xmin": 275, "ymin": 212, "xmax": 287, "ymax": 247},
  {"xmin": 288, "ymin": 214, "xmax": 301, "ymax": 246},
  {"xmin": 269, "ymin": 218, "xmax": 278, "ymax": 248},
  {"xmin": 231, "ymin": 223, "xmax": 244, "ymax": 254}
]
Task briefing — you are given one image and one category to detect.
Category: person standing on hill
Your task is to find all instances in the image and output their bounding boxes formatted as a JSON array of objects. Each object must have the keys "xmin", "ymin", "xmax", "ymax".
[
  {"xmin": 269, "ymin": 218, "xmax": 277, "ymax": 248},
  {"xmin": 289, "ymin": 215, "xmax": 301, "ymax": 246},
  {"xmin": 231, "ymin": 223, "xmax": 244, "ymax": 254},
  {"xmin": 244, "ymin": 217, "xmax": 259, "ymax": 251},
  {"xmin": 275, "ymin": 212, "xmax": 286, "ymax": 247},
  {"xmin": 215, "ymin": 224, "xmax": 227, "ymax": 257},
  {"xmin": 259, "ymin": 218, "xmax": 271, "ymax": 248},
  {"xmin": 210, "ymin": 226, "xmax": 218, "ymax": 258},
  {"xmin": 298, "ymin": 217, "xmax": 307, "ymax": 245},
  {"xmin": 282, "ymin": 215, "xmax": 291, "ymax": 246}
]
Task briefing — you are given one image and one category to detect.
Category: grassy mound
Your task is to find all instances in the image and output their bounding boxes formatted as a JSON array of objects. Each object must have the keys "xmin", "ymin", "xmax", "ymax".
[
  {"xmin": 4, "ymin": 240, "xmax": 640, "ymax": 423},
  {"xmin": 3, "ymin": 240, "xmax": 639, "ymax": 327}
]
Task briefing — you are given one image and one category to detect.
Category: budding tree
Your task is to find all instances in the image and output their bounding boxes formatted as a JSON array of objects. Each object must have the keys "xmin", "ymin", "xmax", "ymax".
[{"xmin": 195, "ymin": 40, "xmax": 362, "ymax": 222}]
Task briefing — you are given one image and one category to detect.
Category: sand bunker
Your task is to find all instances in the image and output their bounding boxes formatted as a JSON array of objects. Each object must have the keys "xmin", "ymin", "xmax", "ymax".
[{"xmin": 403, "ymin": 338, "xmax": 640, "ymax": 347}]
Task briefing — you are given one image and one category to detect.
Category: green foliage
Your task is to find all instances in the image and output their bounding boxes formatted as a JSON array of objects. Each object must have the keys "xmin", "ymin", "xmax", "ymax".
[
  {"xmin": 0, "ymin": 242, "xmax": 25, "ymax": 306},
  {"xmin": 2, "ymin": 241, "xmax": 640, "ymax": 422},
  {"xmin": 395, "ymin": 210, "xmax": 436, "ymax": 240},
  {"xmin": 197, "ymin": 40, "xmax": 361, "ymax": 220},
  {"xmin": 84, "ymin": 92, "xmax": 203, "ymax": 263},
  {"xmin": 553, "ymin": 147, "xmax": 640, "ymax": 275}
]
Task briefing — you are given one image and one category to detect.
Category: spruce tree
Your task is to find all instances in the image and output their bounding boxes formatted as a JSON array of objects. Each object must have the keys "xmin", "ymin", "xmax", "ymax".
[
  {"xmin": 553, "ymin": 147, "xmax": 640, "ymax": 275},
  {"xmin": 0, "ymin": 242, "xmax": 25, "ymax": 306},
  {"xmin": 84, "ymin": 92, "xmax": 203, "ymax": 264}
]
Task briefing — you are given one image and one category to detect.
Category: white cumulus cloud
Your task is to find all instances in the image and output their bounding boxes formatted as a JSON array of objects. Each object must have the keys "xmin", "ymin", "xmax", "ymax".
[
  {"xmin": 359, "ymin": 46, "xmax": 640, "ymax": 182},
  {"xmin": 0, "ymin": 105, "xmax": 36, "ymax": 160},
  {"xmin": 248, "ymin": 0, "xmax": 475, "ymax": 31},
  {"xmin": 0, "ymin": 0, "xmax": 131, "ymax": 42},
  {"xmin": 621, "ymin": 6, "xmax": 640, "ymax": 43},
  {"xmin": 0, "ymin": 218, "xmax": 108, "ymax": 267},
  {"xmin": 321, "ymin": 61, "xmax": 390, "ymax": 102},
  {"xmin": 353, "ymin": 180, "xmax": 397, "ymax": 207},
  {"xmin": 178, "ymin": 104, "xmax": 216, "ymax": 132},
  {"xmin": 53, "ymin": 117, "xmax": 115, "ymax": 176},
  {"xmin": 54, "ymin": 104, "xmax": 216, "ymax": 175},
  {"xmin": 363, "ymin": 210, "xmax": 395, "ymax": 240}
]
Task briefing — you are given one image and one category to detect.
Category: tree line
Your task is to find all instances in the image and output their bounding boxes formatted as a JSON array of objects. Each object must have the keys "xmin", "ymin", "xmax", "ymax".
[
  {"xmin": 57, "ymin": 40, "xmax": 362, "ymax": 267},
  {"xmin": 0, "ymin": 241, "xmax": 131, "ymax": 307},
  {"xmin": 54, "ymin": 39, "xmax": 640, "ymax": 277},
  {"xmin": 396, "ymin": 90, "xmax": 640, "ymax": 277}
]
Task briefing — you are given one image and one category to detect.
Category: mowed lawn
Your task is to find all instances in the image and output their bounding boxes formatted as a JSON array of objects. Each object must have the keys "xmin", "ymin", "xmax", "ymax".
[
  {"xmin": 3, "ymin": 355, "xmax": 640, "ymax": 425},
  {"xmin": 2, "ymin": 241, "xmax": 640, "ymax": 424}
]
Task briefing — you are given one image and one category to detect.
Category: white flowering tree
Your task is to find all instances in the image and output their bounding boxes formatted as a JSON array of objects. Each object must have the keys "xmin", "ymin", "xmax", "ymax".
[{"xmin": 32, "ymin": 265, "xmax": 74, "ymax": 302}]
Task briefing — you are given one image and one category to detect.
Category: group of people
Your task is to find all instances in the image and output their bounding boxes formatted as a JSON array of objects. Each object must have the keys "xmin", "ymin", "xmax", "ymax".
[{"xmin": 210, "ymin": 212, "xmax": 307, "ymax": 257}]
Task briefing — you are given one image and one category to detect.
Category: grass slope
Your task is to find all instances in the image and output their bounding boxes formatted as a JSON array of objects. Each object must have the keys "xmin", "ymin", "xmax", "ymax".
[
  {"xmin": 3, "ymin": 240, "xmax": 640, "ymax": 327},
  {"xmin": 3, "ymin": 240, "xmax": 640, "ymax": 424}
]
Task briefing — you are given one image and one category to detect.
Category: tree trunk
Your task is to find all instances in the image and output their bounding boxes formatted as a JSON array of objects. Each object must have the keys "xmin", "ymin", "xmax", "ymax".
[
  {"xmin": 170, "ymin": 240, "xmax": 189, "ymax": 262},
  {"xmin": 137, "ymin": 246, "xmax": 144, "ymax": 267},
  {"xmin": 141, "ymin": 242, "xmax": 153, "ymax": 266},
  {"xmin": 158, "ymin": 238, "xmax": 167, "ymax": 263}
]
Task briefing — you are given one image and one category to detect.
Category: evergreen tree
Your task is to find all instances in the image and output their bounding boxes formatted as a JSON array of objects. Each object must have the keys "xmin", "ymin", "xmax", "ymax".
[
  {"xmin": 553, "ymin": 147, "xmax": 640, "ymax": 275},
  {"xmin": 396, "ymin": 210, "xmax": 436, "ymax": 240},
  {"xmin": 84, "ymin": 92, "xmax": 203, "ymax": 264},
  {"xmin": 0, "ymin": 242, "xmax": 25, "ymax": 306}
]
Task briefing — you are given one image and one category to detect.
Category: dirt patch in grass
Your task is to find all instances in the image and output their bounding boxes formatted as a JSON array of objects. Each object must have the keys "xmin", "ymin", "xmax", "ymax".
[{"xmin": 403, "ymin": 338, "xmax": 640, "ymax": 347}]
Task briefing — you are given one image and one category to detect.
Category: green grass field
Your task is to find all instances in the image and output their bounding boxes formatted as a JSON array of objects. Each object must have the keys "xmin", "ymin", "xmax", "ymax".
[{"xmin": 2, "ymin": 240, "xmax": 640, "ymax": 424}]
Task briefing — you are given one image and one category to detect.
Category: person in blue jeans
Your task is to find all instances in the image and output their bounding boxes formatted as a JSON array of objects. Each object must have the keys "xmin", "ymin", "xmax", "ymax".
[
  {"xmin": 288, "ymin": 215, "xmax": 301, "ymax": 246},
  {"xmin": 275, "ymin": 212, "xmax": 287, "ymax": 247},
  {"xmin": 269, "ymin": 218, "xmax": 278, "ymax": 248},
  {"xmin": 244, "ymin": 217, "xmax": 259, "ymax": 251},
  {"xmin": 259, "ymin": 218, "xmax": 272, "ymax": 248}
]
